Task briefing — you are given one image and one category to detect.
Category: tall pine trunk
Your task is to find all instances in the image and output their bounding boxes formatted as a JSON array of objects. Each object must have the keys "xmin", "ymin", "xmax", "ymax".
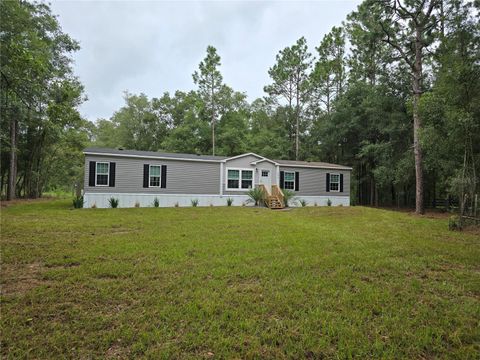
[
  {"xmin": 295, "ymin": 92, "xmax": 300, "ymax": 160},
  {"xmin": 413, "ymin": 27, "xmax": 425, "ymax": 214},
  {"xmin": 7, "ymin": 116, "xmax": 17, "ymax": 201},
  {"xmin": 211, "ymin": 83, "xmax": 215, "ymax": 156}
]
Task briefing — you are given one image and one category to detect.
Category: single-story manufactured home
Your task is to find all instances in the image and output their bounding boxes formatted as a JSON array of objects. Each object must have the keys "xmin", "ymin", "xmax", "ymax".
[{"xmin": 83, "ymin": 148, "xmax": 352, "ymax": 208}]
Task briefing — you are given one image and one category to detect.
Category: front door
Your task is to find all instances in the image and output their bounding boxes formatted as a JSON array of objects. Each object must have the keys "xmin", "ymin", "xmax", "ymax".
[{"xmin": 259, "ymin": 169, "xmax": 272, "ymax": 191}]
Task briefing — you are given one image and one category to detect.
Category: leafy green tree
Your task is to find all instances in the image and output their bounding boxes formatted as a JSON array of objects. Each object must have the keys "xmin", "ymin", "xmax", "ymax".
[
  {"xmin": 311, "ymin": 27, "xmax": 346, "ymax": 115},
  {"xmin": 421, "ymin": 0, "xmax": 480, "ymax": 204},
  {"xmin": 248, "ymin": 99, "xmax": 292, "ymax": 159},
  {"xmin": 193, "ymin": 46, "xmax": 223, "ymax": 155},
  {"xmin": 1, "ymin": 0, "xmax": 86, "ymax": 198},
  {"xmin": 377, "ymin": 0, "xmax": 442, "ymax": 214},
  {"xmin": 161, "ymin": 91, "xmax": 211, "ymax": 154},
  {"xmin": 110, "ymin": 92, "xmax": 168, "ymax": 151},
  {"xmin": 346, "ymin": 2, "xmax": 390, "ymax": 85},
  {"xmin": 264, "ymin": 37, "xmax": 312, "ymax": 160}
]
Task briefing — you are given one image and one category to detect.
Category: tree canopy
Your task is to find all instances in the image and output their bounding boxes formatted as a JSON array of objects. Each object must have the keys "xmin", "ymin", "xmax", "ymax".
[{"xmin": 1, "ymin": 0, "xmax": 478, "ymax": 209}]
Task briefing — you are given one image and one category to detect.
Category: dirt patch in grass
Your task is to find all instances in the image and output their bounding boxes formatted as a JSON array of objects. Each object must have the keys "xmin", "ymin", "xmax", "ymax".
[
  {"xmin": 463, "ymin": 225, "xmax": 480, "ymax": 236},
  {"xmin": 1, "ymin": 262, "xmax": 52, "ymax": 295},
  {"xmin": 0, "ymin": 197, "xmax": 57, "ymax": 208},
  {"xmin": 106, "ymin": 343, "xmax": 130, "ymax": 359},
  {"xmin": 377, "ymin": 206, "xmax": 452, "ymax": 219}
]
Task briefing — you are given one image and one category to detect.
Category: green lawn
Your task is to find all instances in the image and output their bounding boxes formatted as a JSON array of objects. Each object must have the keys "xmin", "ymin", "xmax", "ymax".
[{"xmin": 1, "ymin": 200, "xmax": 479, "ymax": 359}]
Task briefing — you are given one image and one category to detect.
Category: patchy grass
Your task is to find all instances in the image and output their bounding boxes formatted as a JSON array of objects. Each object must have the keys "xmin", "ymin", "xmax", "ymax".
[{"xmin": 1, "ymin": 200, "xmax": 479, "ymax": 359}]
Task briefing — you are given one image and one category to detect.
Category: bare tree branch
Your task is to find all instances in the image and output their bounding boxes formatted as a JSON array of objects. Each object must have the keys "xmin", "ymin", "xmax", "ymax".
[{"xmin": 379, "ymin": 21, "xmax": 414, "ymax": 68}]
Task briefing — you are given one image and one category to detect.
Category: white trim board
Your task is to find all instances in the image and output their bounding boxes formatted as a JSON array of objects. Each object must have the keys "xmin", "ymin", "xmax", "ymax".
[
  {"xmin": 223, "ymin": 152, "xmax": 264, "ymax": 162},
  {"xmin": 251, "ymin": 158, "xmax": 279, "ymax": 165}
]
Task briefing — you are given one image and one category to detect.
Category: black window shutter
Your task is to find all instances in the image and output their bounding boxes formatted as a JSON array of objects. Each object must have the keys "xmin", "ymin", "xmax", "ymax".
[
  {"xmin": 280, "ymin": 171, "xmax": 284, "ymax": 189},
  {"xmin": 340, "ymin": 174, "xmax": 344, "ymax": 192},
  {"xmin": 326, "ymin": 173, "xmax": 330, "ymax": 192},
  {"xmin": 89, "ymin": 161, "xmax": 96, "ymax": 187},
  {"xmin": 109, "ymin": 162, "xmax": 116, "ymax": 187},
  {"xmin": 143, "ymin": 164, "xmax": 149, "ymax": 188},
  {"xmin": 295, "ymin": 172, "xmax": 299, "ymax": 191},
  {"xmin": 161, "ymin": 165, "xmax": 167, "ymax": 188}
]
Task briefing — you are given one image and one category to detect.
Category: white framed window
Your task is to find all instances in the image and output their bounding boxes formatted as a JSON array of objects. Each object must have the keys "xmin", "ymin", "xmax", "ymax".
[
  {"xmin": 227, "ymin": 169, "xmax": 239, "ymax": 189},
  {"xmin": 241, "ymin": 170, "xmax": 253, "ymax": 189},
  {"xmin": 284, "ymin": 171, "xmax": 295, "ymax": 190},
  {"xmin": 149, "ymin": 165, "xmax": 161, "ymax": 187},
  {"xmin": 330, "ymin": 173, "xmax": 340, "ymax": 192},
  {"xmin": 226, "ymin": 168, "xmax": 253, "ymax": 190},
  {"xmin": 96, "ymin": 162, "xmax": 109, "ymax": 186},
  {"xmin": 261, "ymin": 170, "xmax": 269, "ymax": 177}
]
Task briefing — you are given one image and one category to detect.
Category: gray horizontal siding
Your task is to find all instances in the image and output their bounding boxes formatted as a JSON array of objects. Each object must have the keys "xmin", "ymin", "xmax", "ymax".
[
  {"xmin": 84, "ymin": 155, "xmax": 220, "ymax": 194},
  {"xmin": 225, "ymin": 154, "xmax": 262, "ymax": 168},
  {"xmin": 222, "ymin": 155, "xmax": 261, "ymax": 195},
  {"xmin": 280, "ymin": 166, "xmax": 350, "ymax": 197}
]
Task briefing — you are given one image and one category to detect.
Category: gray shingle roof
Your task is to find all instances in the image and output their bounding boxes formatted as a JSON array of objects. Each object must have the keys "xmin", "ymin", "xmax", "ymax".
[
  {"xmin": 83, "ymin": 147, "xmax": 351, "ymax": 169},
  {"xmin": 83, "ymin": 147, "xmax": 228, "ymax": 161}
]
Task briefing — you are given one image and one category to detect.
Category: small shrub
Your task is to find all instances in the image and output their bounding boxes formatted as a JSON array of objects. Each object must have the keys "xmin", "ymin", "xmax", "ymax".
[
  {"xmin": 327, "ymin": 199, "xmax": 332, "ymax": 207},
  {"xmin": 242, "ymin": 202, "xmax": 246, "ymax": 207},
  {"xmin": 314, "ymin": 202, "xmax": 318, "ymax": 207},
  {"xmin": 282, "ymin": 189, "xmax": 296, "ymax": 207},
  {"xmin": 174, "ymin": 202, "xmax": 179, "ymax": 207},
  {"xmin": 338, "ymin": 204, "xmax": 343, "ymax": 207},
  {"xmin": 91, "ymin": 203, "xmax": 97, "ymax": 209},
  {"xmin": 108, "ymin": 197, "xmax": 119, "ymax": 208},
  {"xmin": 191, "ymin": 199, "xmax": 199, "ymax": 207},
  {"xmin": 72, "ymin": 196, "xmax": 84, "ymax": 209},
  {"xmin": 209, "ymin": 203, "xmax": 214, "ymax": 207},
  {"xmin": 246, "ymin": 187, "xmax": 265, "ymax": 206},
  {"xmin": 134, "ymin": 201, "xmax": 140, "ymax": 208},
  {"xmin": 299, "ymin": 199, "xmax": 307, "ymax": 207},
  {"xmin": 448, "ymin": 216, "xmax": 462, "ymax": 231},
  {"xmin": 153, "ymin": 197, "xmax": 160, "ymax": 208},
  {"xmin": 226, "ymin": 197, "xmax": 234, "ymax": 206}
]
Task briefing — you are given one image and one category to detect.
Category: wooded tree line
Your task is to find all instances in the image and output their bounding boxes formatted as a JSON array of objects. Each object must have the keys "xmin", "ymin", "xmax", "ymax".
[
  {"xmin": 2, "ymin": 0, "xmax": 479, "ymax": 212},
  {"xmin": 1, "ymin": 0, "xmax": 89, "ymax": 199}
]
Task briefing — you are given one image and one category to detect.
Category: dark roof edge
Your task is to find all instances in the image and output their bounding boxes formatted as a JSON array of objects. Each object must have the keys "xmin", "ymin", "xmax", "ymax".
[
  {"xmin": 277, "ymin": 162, "xmax": 352, "ymax": 170},
  {"xmin": 83, "ymin": 148, "xmax": 226, "ymax": 163},
  {"xmin": 83, "ymin": 147, "xmax": 352, "ymax": 169}
]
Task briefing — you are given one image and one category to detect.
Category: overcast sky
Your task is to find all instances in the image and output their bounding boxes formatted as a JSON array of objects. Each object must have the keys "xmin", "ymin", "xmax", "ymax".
[{"xmin": 51, "ymin": 0, "xmax": 362, "ymax": 122}]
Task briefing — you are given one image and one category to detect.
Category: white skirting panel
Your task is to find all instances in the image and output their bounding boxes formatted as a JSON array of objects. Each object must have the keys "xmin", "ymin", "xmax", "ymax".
[
  {"xmin": 289, "ymin": 195, "xmax": 350, "ymax": 207},
  {"xmin": 84, "ymin": 193, "xmax": 252, "ymax": 208}
]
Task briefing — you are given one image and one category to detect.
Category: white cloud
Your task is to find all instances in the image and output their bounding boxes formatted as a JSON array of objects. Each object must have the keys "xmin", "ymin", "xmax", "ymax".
[{"xmin": 51, "ymin": 0, "xmax": 362, "ymax": 121}]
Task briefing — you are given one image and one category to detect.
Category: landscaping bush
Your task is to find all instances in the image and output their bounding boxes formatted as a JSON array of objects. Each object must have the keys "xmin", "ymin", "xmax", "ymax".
[
  {"xmin": 153, "ymin": 197, "xmax": 159, "ymax": 208},
  {"xmin": 108, "ymin": 198, "xmax": 119, "ymax": 208},
  {"xmin": 299, "ymin": 199, "xmax": 307, "ymax": 207},
  {"xmin": 282, "ymin": 189, "xmax": 296, "ymax": 207},
  {"xmin": 72, "ymin": 196, "xmax": 84, "ymax": 209},
  {"xmin": 226, "ymin": 197, "xmax": 234, "ymax": 206},
  {"xmin": 191, "ymin": 199, "xmax": 199, "ymax": 207},
  {"xmin": 247, "ymin": 187, "xmax": 265, "ymax": 206},
  {"xmin": 449, "ymin": 215, "xmax": 462, "ymax": 231},
  {"xmin": 134, "ymin": 201, "xmax": 140, "ymax": 208},
  {"xmin": 327, "ymin": 199, "xmax": 332, "ymax": 206}
]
